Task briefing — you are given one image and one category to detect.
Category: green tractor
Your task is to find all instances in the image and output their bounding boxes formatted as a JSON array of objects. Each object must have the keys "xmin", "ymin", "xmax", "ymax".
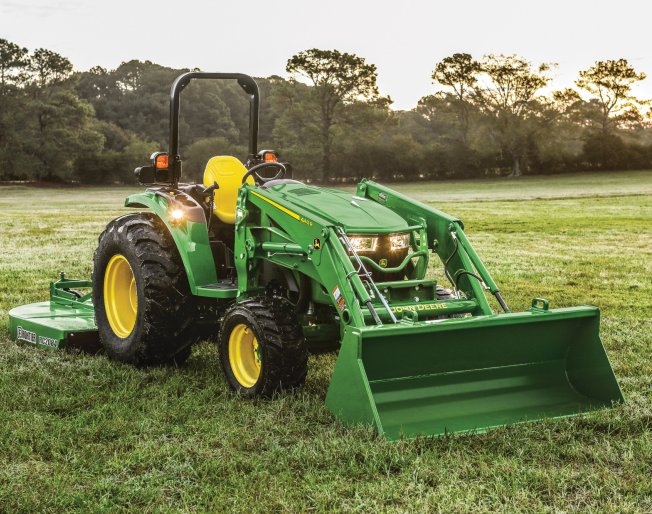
[{"xmin": 9, "ymin": 72, "xmax": 623, "ymax": 440}]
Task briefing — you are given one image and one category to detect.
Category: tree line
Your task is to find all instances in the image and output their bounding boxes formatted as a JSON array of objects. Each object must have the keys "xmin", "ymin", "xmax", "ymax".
[{"xmin": 1, "ymin": 39, "xmax": 650, "ymax": 184}]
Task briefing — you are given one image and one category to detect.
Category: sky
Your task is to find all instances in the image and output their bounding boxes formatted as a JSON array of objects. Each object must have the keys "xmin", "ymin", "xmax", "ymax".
[{"xmin": 1, "ymin": 0, "xmax": 651, "ymax": 110}]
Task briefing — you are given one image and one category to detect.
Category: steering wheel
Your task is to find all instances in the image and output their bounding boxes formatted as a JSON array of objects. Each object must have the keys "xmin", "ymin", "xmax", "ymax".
[{"xmin": 242, "ymin": 162, "xmax": 287, "ymax": 184}]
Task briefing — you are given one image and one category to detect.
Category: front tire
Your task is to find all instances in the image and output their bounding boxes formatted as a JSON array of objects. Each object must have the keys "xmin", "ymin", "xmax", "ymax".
[
  {"xmin": 218, "ymin": 296, "xmax": 308, "ymax": 397},
  {"xmin": 93, "ymin": 213, "xmax": 198, "ymax": 366}
]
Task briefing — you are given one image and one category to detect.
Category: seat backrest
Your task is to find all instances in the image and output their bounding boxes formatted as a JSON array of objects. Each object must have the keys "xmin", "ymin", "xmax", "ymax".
[{"xmin": 203, "ymin": 156, "xmax": 253, "ymax": 224}]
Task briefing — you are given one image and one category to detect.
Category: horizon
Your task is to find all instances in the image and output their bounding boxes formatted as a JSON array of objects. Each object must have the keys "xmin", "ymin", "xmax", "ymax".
[{"xmin": 1, "ymin": 0, "xmax": 651, "ymax": 110}]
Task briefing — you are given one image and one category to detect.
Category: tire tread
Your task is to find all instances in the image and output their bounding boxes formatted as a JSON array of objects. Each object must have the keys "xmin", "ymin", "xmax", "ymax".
[
  {"xmin": 218, "ymin": 296, "xmax": 308, "ymax": 397},
  {"xmin": 93, "ymin": 213, "xmax": 199, "ymax": 365}
]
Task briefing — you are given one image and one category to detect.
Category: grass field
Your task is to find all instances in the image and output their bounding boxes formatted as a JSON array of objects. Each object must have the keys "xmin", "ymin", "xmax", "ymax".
[{"xmin": 1, "ymin": 171, "xmax": 650, "ymax": 512}]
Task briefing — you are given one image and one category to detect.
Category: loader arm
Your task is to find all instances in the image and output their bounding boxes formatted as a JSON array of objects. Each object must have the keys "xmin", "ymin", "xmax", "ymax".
[{"xmin": 356, "ymin": 179, "xmax": 499, "ymax": 315}]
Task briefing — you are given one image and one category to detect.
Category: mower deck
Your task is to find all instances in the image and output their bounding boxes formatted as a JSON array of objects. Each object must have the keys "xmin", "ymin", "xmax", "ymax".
[
  {"xmin": 9, "ymin": 301, "xmax": 99, "ymax": 351},
  {"xmin": 8, "ymin": 276, "xmax": 100, "ymax": 352}
]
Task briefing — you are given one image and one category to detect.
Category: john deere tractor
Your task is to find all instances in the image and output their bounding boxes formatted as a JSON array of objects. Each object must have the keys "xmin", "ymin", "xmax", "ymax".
[{"xmin": 9, "ymin": 72, "xmax": 623, "ymax": 440}]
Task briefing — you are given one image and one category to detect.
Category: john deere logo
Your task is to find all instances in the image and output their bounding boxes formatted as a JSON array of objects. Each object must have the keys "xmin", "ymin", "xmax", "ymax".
[
  {"xmin": 313, "ymin": 238, "xmax": 321, "ymax": 250},
  {"xmin": 379, "ymin": 258, "xmax": 388, "ymax": 268},
  {"xmin": 16, "ymin": 326, "xmax": 36, "ymax": 344}
]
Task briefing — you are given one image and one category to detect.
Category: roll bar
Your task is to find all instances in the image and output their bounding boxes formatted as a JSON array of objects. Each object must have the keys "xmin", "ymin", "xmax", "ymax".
[{"xmin": 168, "ymin": 72, "xmax": 260, "ymax": 185}]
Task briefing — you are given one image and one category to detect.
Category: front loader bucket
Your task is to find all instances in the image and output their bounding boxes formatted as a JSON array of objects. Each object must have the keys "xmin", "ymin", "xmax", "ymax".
[{"xmin": 326, "ymin": 306, "xmax": 623, "ymax": 440}]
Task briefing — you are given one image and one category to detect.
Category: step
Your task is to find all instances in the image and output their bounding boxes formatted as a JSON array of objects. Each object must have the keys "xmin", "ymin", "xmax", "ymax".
[{"xmin": 196, "ymin": 279, "xmax": 238, "ymax": 298}]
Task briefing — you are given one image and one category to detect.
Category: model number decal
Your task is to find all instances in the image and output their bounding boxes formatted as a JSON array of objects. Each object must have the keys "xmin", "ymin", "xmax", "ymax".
[{"xmin": 39, "ymin": 335, "xmax": 59, "ymax": 348}]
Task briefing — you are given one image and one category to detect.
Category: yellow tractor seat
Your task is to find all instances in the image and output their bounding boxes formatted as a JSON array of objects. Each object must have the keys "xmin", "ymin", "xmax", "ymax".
[{"xmin": 203, "ymin": 156, "xmax": 254, "ymax": 224}]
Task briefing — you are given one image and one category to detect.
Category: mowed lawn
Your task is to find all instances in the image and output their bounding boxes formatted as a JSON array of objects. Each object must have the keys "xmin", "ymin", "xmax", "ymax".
[{"xmin": 0, "ymin": 171, "xmax": 650, "ymax": 512}]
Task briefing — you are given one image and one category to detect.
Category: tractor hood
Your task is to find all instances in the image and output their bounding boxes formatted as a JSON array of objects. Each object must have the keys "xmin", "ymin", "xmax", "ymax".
[{"xmin": 264, "ymin": 182, "xmax": 410, "ymax": 233}]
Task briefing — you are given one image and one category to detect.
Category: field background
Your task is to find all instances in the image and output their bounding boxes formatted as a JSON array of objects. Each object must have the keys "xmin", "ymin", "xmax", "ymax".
[{"xmin": 0, "ymin": 171, "xmax": 650, "ymax": 512}]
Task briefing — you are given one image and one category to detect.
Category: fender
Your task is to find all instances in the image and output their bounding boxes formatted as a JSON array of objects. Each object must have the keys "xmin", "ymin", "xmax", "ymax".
[{"xmin": 125, "ymin": 191, "xmax": 217, "ymax": 292}]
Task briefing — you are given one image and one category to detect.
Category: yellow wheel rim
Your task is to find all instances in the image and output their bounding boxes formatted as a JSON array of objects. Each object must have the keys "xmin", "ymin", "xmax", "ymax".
[
  {"xmin": 103, "ymin": 254, "xmax": 138, "ymax": 338},
  {"xmin": 228, "ymin": 323, "xmax": 262, "ymax": 388}
]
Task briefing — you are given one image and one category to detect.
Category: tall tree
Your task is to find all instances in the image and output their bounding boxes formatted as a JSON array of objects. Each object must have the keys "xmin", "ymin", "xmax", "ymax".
[
  {"xmin": 473, "ymin": 54, "xmax": 554, "ymax": 176},
  {"xmin": 270, "ymin": 77, "xmax": 323, "ymax": 178},
  {"xmin": 432, "ymin": 53, "xmax": 481, "ymax": 143},
  {"xmin": 0, "ymin": 38, "xmax": 29, "ymax": 91},
  {"xmin": 286, "ymin": 49, "xmax": 384, "ymax": 181},
  {"xmin": 0, "ymin": 39, "xmax": 31, "ymax": 178},
  {"xmin": 576, "ymin": 59, "xmax": 647, "ymax": 133},
  {"xmin": 28, "ymin": 48, "xmax": 73, "ymax": 88},
  {"xmin": 4, "ymin": 47, "xmax": 104, "ymax": 181}
]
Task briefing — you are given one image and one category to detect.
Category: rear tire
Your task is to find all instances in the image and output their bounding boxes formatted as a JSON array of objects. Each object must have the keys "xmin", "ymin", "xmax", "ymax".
[
  {"xmin": 218, "ymin": 296, "xmax": 308, "ymax": 397},
  {"xmin": 93, "ymin": 213, "xmax": 199, "ymax": 366}
]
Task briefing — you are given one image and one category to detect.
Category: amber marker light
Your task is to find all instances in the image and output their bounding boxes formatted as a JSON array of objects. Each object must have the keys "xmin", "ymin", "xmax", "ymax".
[{"xmin": 155, "ymin": 154, "xmax": 169, "ymax": 169}]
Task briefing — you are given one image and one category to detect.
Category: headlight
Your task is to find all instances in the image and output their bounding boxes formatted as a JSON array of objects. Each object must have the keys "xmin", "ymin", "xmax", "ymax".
[
  {"xmin": 169, "ymin": 208, "xmax": 184, "ymax": 223},
  {"xmin": 349, "ymin": 236, "xmax": 378, "ymax": 252},
  {"xmin": 390, "ymin": 233, "xmax": 410, "ymax": 250}
]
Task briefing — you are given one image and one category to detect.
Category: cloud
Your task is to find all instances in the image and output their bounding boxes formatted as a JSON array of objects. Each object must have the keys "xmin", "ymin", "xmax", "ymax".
[{"xmin": 0, "ymin": 1, "xmax": 84, "ymax": 16}]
